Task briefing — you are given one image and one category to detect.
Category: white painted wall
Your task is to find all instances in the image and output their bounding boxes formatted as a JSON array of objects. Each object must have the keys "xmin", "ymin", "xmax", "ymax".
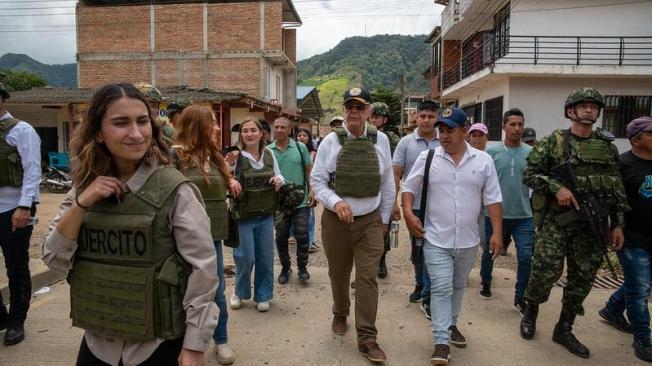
[
  {"xmin": 457, "ymin": 77, "xmax": 509, "ymax": 112},
  {"xmin": 511, "ymin": 0, "xmax": 652, "ymax": 37},
  {"xmin": 508, "ymin": 77, "xmax": 652, "ymax": 152}
]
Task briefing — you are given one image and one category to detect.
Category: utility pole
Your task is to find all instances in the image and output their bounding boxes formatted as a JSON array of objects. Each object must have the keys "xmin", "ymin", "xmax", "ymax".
[{"xmin": 399, "ymin": 74, "xmax": 405, "ymax": 132}]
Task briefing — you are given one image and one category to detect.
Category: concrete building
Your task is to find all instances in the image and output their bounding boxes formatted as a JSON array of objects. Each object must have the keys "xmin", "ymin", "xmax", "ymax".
[
  {"xmin": 426, "ymin": 0, "xmax": 652, "ymax": 151},
  {"xmin": 76, "ymin": 0, "xmax": 301, "ymax": 112}
]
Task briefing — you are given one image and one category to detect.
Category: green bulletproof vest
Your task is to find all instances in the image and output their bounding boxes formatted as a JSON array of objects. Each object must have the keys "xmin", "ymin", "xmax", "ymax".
[
  {"xmin": 70, "ymin": 166, "xmax": 191, "ymax": 342},
  {"xmin": 0, "ymin": 118, "xmax": 23, "ymax": 187},
  {"xmin": 330, "ymin": 126, "xmax": 381, "ymax": 198},
  {"xmin": 233, "ymin": 149, "xmax": 278, "ymax": 219},
  {"xmin": 185, "ymin": 162, "xmax": 229, "ymax": 241},
  {"xmin": 552, "ymin": 129, "xmax": 626, "ymax": 207}
]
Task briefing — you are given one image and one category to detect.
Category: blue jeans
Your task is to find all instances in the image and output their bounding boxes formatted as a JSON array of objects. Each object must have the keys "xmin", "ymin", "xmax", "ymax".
[
  {"xmin": 480, "ymin": 217, "xmax": 534, "ymax": 301},
  {"xmin": 411, "ymin": 209, "xmax": 431, "ymax": 299},
  {"xmin": 212, "ymin": 241, "xmax": 228, "ymax": 344},
  {"xmin": 233, "ymin": 214, "xmax": 275, "ymax": 303},
  {"xmin": 607, "ymin": 247, "xmax": 652, "ymax": 344},
  {"xmin": 425, "ymin": 243, "xmax": 478, "ymax": 345}
]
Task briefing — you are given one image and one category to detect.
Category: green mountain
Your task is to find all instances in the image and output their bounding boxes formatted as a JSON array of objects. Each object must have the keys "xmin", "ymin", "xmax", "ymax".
[
  {"xmin": 0, "ymin": 53, "xmax": 77, "ymax": 88},
  {"xmin": 297, "ymin": 34, "xmax": 430, "ymax": 120}
]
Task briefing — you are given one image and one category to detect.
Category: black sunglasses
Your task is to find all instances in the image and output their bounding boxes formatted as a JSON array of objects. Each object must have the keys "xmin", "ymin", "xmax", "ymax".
[{"xmin": 344, "ymin": 104, "xmax": 366, "ymax": 111}]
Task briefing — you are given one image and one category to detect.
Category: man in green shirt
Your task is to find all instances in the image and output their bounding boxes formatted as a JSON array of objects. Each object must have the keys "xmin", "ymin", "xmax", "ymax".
[
  {"xmin": 269, "ymin": 117, "xmax": 314, "ymax": 284},
  {"xmin": 479, "ymin": 108, "xmax": 534, "ymax": 316}
]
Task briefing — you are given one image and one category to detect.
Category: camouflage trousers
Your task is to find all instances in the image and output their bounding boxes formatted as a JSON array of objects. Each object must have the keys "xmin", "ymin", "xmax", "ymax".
[{"xmin": 524, "ymin": 217, "xmax": 605, "ymax": 316}]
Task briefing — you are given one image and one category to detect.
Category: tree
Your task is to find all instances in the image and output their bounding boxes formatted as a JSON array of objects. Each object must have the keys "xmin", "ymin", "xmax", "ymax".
[{"xmin": 1, "ymin": 68, "xmax": 47, "ymax": 91}]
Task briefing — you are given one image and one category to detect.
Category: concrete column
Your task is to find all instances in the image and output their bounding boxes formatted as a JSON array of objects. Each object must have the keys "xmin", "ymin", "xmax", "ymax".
[
  {"xmin": 150, "ymin": 4, "xmax": 157, "ymax": 84},
  {"xmin": 283, "ymin": 69, "xmax": 297, "ymax": 110}
]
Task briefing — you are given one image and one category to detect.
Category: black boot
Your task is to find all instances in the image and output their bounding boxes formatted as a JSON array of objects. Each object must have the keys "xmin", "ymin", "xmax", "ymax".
[
  {"xmin": 277, "ymin": 266, "xmax": 292, "ymax": 285},
  {"xmin": 520, "ymin": 301, "xmax": 539, "ymax": 340},
  {"xmin": 552, "ymin": 308, "xmax": 590, "ymax": 358},
  {"xmin": 377, "ymin": 253, "xmax": 388, "ymax": 279},
  {"xmin": 298, "ymin": 266, "xmax": 310, "ymax": 282}
]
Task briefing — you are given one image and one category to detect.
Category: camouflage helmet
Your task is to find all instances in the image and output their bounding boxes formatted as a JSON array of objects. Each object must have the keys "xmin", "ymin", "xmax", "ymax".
[
  {"xmin": 167, "ymin": 98, "xmax": 193, "ymax": 118},
  {"xmin": 0, "ymin": 83, "xmax": 9, "ymax": 100},
  {"xmin": 564, "ymin": 87, "xmax": 604, "ymax": 118},
  {"xmin": 371, "ymin": 102, "xmax": 390, "ymax": 117},
  {"xmin": 134, "ymin": 82, "xmax": 163, "ymax": 103},
  {"xmin": 279, "ymin": 182, "xmax": 305, "ymax": 211}
]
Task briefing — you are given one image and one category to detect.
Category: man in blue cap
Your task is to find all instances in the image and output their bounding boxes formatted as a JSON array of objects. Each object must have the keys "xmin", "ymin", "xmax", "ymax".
[{"xmin": 402, "ymin": 107, "xmax": 503, "ymax": 365}]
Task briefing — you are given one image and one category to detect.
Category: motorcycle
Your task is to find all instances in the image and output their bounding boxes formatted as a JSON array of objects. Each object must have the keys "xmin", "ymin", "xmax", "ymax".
[{"xmin": 42, "ymin": 166, "xmax": 73, "ymax": 193}]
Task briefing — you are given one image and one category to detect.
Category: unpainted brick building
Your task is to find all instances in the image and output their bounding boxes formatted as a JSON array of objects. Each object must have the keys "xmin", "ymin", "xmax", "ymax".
[{"xmin": 76, "ymin": 0, "xmax": 301, "ymax": 110}]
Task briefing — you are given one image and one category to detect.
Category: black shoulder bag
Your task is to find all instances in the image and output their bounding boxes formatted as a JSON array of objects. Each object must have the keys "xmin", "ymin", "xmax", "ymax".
[{"xmin": 411, "ymin": 150, "xmax": 435, "ymax": 265}]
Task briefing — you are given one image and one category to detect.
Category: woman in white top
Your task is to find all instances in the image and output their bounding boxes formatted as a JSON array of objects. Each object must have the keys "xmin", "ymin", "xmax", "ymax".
[{"xmin": 229, "ymin": 117, "xmax": 283, "ymax": 313}]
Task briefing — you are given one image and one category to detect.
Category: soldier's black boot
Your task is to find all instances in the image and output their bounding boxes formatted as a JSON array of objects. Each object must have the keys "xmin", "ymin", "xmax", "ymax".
[
  {"xmin": 552, "ymin": 308, "xmax": 590, "ymax": 358},
  {"xmin": 520, "ymin": 301, "xmax": 539, "ymax": 340}
]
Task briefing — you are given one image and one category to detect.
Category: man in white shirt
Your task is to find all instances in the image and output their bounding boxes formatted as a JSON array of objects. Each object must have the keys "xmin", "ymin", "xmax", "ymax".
[
  {"xmin": 402, "ymin": 108, "xmax": 503, "ymax": 365},
  {"xmin": 0, "ymin": 83, "xmax": 41, "ymax": 345},
  {"xmin": 311, "ymin": 87, "xmax": 395, "ymax": 363}
]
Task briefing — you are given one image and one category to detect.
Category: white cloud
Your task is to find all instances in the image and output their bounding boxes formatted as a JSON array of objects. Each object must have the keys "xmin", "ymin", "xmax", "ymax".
[{"xmin": 0, "ymin": 0, "xmax": 444, "ymax": 65}]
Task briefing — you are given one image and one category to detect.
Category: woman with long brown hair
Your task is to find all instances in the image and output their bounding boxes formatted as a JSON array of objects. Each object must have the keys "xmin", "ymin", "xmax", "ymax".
[
  {"xmin": 172, "ymin": 105, "xmax": 239, "ymax": 365},
  {"xmin": 42, "ymin": 83, "xmax": 218, "ymax": 366},
  {"xmin": 229, "ymin": 117, "xmax": 283, "ymax": 313}
]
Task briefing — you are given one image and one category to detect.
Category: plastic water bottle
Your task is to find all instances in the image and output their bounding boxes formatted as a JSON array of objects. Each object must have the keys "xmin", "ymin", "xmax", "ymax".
[{"xmin": 390, "ymin": 220, "xmax": 400, "ymax": 248}]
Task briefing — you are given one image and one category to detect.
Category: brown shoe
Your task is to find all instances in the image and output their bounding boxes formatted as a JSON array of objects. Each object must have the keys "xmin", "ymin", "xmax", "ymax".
[
  {"xmin": 358, "ymin": 341, "xmax": 387, "ymax": 362},
  {"xmin": 449, "ymin": 325, "xmax": 467, "ymax": 348},
  {"xmin": 430, "ymin": 344, "xmax": 450, "ymax": 365},
  {"xmin": 332, "ymin": 316, "xmax": 347, "ymax": 335}
]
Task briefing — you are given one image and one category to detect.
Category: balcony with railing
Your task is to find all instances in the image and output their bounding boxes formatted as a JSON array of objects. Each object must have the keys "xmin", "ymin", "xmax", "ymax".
[{"xmin": 438, "ymin": 35, "xmax": 652, "ymax": 94}]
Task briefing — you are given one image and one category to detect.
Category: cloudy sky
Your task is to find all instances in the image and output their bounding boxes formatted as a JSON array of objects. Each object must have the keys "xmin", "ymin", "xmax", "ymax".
[{"xmin": 0, "ymin": 0, "xmax": 443, "ymax": 65}]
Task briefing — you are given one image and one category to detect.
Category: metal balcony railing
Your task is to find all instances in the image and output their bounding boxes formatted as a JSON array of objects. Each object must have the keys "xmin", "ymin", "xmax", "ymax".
[{"xmin": 437, "ymin": 35, "xmax": 652, "ymax": 92}]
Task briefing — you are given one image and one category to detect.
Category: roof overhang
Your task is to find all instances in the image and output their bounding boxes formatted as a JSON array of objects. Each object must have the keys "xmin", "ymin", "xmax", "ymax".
[{"xmin": 282, "ymin": 0, "xmax": 302, "ymax": 27}]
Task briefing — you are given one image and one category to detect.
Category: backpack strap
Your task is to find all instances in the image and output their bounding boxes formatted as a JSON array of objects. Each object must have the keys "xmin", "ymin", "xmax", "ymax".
[
  {"xmin": 366, "ymin": 125, "xmax": 378, "ymax": 144},
  {"xmin": 334, "ymin": 127, "xmax": 347, "ymax": 145}
]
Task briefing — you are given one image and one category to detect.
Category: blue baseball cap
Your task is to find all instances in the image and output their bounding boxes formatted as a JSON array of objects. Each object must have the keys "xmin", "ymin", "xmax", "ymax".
[{"xmin": 436, "ymin": 108, "xmax": 467, "ymax": 128}]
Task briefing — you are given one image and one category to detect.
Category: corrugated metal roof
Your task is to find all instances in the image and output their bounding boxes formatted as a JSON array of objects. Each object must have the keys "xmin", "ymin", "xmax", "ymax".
[
  {"xmin": 297, "ymin": 85, "xmax": 315, "ymax": 100},
  {"xmin": 6, "ymin": 85, "xmax": 247, "ymax": 105}
]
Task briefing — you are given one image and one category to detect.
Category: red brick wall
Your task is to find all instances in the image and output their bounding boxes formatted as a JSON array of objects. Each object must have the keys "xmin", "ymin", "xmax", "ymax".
[
  {"xmin": 283, "ymin": 28, "xmax": 296, "ymax": 64},
  {"xmin": 78, "ymin": 60, "xmax": 151, "ymax": 88},
  {"xmin": 208, "ymin": 59, "xmax": 260, "ymax": 97},
  {"xmin": 264, "ymin": 1, "xmax": 282, "ymax": 50},
  {"xmin": 207, "ymin": 3, "xmax": 260, "ymax": 51},
  {"xmin": 155, "ymin": 4, "xmax": 203, "ymax": 52},
  {"xmin": 77, "ymin": 5, "xmax": 150, "ymax": 53}
]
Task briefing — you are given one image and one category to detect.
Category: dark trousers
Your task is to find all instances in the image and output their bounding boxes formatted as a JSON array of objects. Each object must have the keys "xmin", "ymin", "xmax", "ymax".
[
  {"xmin": 0, "ymin": 208, "xmax": 33, "ymax": 328},
  {"xmin": 275, "ymin": 206, "xmax": 310, "ymax": 269},
  {"xmin": 76, "ymin": 337, "xmax": 184, "ymax": 366}
]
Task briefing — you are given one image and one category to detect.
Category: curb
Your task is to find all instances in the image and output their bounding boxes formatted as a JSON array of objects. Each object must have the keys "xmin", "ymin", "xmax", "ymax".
[{"xmin": 0, "ymin": 259, "xmax": 66, "ymax": 304}]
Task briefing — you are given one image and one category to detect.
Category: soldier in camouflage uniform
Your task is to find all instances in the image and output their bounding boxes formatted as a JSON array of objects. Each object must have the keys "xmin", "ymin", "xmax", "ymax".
[
  {"xmin": 370, "ymin": 102, "xmax": 401, "ymax": 279},
  {"xmin": 520, "ymin": 87, "xmax": 628, "ymax": 358},
  {"xmin": 163, "ymin": 98, "xmax": 192, "ymax": 141}
]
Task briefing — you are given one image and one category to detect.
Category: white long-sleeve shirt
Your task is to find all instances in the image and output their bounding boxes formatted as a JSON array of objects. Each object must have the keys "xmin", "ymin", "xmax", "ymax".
[
  {"xmin": 0, "ymin": 111, "xmax": 41, "ymax": 213},
  {"xmin": 311, "ymin": 123, "xmax": 395, "ymax": 223},
  {"xmin": 402, "ymin": 144, "xmax": 502, "ymax": 249}
]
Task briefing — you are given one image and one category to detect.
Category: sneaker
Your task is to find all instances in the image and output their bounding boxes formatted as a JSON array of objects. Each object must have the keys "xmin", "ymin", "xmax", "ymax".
[
  {"xmin": 514, "ymin": 299, "xmax": 526, "ymax": 317},
  {"xmin": 421, "ymin": 300, "xmax": 432, "ymax": 320},
  {"xmin": 634, "ymin": 339, "xmax": 652, "ymax": 362},
  {"xmin": 309, "ymin": 245, "xmax": 317, "ymax": 253},
  {"xmin": 358, "ymin": 341, "xmax": 387, "ymax": 362},
  {"xmin": 409, "ymin": 284, "xmax": 424, "ymax": 303},
  {"xmin": 599, "ymin": 304, "xmax": 631, "ymax": 333},
  {"xmin": 479, "ymin": 282, "xmax": 492, "ymax": 300},
  {"xmin": 229, "ymin": 294, "xmax": 242, "ymax": 309},
  {"xmin": 277, "ymin": 267, "xmax": 292, "ymax": 285},
  {"xmin": 449, "ymin": 325, "xmax": 467, "ymax": 348},
  {"xmin": 430, "ymin": 344, "xmax": 450, "ymax": 365},
  {"xmin": 215, "ymin": 343, "xmax": 236, "ymax": 365},
  {"xmin": 256, "ymin": 301, "xmax": 270, "ymax": 312}
]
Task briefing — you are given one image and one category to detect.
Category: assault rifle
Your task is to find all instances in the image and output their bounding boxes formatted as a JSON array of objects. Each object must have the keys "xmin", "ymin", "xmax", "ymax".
[{"xmin": 554, "ymin": 130, "xmax": 618, "ymax": 279}]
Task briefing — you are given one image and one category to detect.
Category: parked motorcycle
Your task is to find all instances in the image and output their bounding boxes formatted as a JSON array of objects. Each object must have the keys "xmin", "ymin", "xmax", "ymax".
[{"xmin": 42, "ymin": 166, "xmax": 72, "ymax": 193}]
